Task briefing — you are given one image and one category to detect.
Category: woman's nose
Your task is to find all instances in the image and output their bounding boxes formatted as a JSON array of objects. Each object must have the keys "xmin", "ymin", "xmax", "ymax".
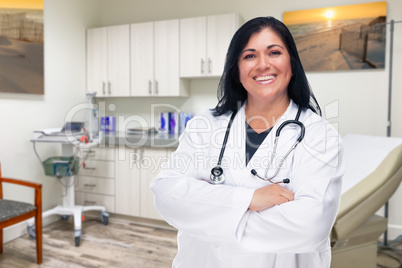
[{"xmin": 257, "ymin": 56, "xmax": 271, "ymax": 70}]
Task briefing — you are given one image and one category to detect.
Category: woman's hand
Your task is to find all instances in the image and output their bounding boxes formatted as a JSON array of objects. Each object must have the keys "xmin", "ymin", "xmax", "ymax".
[{"xmin": 249, "ymin": 184, "xmax": 294, "ymax": 211}]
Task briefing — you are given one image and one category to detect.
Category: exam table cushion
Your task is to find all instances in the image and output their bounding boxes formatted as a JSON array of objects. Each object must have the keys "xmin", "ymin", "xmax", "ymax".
[
  {"xmin": 332, "ymin": 134, "xmax": 402, "ymax": 240},
  {"xmin": 0, "ymin": 199, "xmax": 36, "ymax": 222}
]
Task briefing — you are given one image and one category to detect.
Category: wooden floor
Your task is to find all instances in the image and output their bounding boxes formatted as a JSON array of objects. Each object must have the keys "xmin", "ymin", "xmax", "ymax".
[
  {"xmin": 1, "ymin": 217, "xmax": 401, "ymax": 268},
  {"xmin": 0, "ymin": 217, "xmax": 177, "ymax": 268}
]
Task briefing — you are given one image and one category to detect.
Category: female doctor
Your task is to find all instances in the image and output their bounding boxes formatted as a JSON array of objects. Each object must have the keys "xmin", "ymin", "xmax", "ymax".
[{"xmin": 151, "ymin": 16, "xmax": 345, "ymax": 268}]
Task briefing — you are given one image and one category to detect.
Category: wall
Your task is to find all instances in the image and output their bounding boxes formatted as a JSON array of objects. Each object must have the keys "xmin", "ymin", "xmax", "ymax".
[
  {"xmin": 97, "ymin": 0, "xmax": 402, "ymax": 239},
  {"xmin": 2, "ymin": 0, "xmax": 402, "ymax": 243},
  {"xmin": 0, "ymin": 0, "xmax": 100, "ymax": 242}
]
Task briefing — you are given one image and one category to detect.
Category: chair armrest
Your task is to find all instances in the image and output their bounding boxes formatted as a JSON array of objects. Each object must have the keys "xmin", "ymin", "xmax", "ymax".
[
  {"xmin": 0, "ymin": 177, "xmax": 42, "ymax": 208},
  {"xmin": 0, "ymin": 177, "xmax": 42, "ymax": 190}
]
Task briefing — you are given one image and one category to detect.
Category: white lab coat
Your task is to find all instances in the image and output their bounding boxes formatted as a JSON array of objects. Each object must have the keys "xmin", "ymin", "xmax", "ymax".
[{"xmin": 151, "ymin": 100, "xmax": 345, "ymax": 268}]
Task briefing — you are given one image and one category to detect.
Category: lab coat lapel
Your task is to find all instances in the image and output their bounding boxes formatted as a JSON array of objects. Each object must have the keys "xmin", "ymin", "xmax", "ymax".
[
  {"xmin": 247, "ymin": 101, "xmax": 301, "ymax": 186},
  {"xmin": 222, "ymin": 104, "xmax": 250, "ymax": 186}
]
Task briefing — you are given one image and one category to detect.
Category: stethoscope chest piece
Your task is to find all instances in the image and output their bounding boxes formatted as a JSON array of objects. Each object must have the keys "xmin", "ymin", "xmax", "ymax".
[{"xmin": 210, "ymin": 166, "xmax": 225, "ymax": 184}]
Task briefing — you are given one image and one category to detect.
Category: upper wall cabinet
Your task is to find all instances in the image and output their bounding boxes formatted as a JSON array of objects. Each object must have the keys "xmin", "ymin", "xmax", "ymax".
[
  {"xmin": 131, "ymin": 19, "xmax": 188, "ymax": 97},
  {"xmin": 179, "ymin": 13, "xmax": 244, "ymax": 78},
  {"xmin": 87, "ymin": 25, "xmax": 130, "ymax": 97}
]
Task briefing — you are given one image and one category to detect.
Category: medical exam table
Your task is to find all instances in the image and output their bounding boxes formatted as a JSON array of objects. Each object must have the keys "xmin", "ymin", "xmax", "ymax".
[{"xmin": 331, "ymin": 134, "xmax": 402, "ymax": 268}]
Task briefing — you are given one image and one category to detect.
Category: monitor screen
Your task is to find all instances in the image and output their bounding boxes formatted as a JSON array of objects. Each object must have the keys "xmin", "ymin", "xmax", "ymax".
[{"xmin": 61, "ymin": 122, "xmax": 84, "ymax": 133}]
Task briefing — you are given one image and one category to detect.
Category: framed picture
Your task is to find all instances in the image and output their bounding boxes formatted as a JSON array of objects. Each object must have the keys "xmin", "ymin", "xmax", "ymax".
[
  {"xmin": 283, "ymin": 1, "xmax": 387, "ymax": 72},
  {"xmin": 0, "ymin": 0, "xmax": 44, "ymax": 94}
]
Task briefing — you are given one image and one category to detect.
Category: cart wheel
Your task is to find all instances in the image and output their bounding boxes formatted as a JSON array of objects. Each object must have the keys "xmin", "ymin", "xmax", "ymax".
[
  {"xmin": 61, "ymin": 215, "xmax": 70, "ymax": 221},
  {"xmin": 27, "ymin": 225, "xmax": 36, "ymax": 239},
  {"xmin": 75, "ymin": 236, "xmax": 81, "ymax": 247},
  {"xmin": 100, "ymin": 211, "xmax": 109, "ymax": 225},
  {"xmin": 74, "ymin": 230, "xmax": 82, "ymax": 247}
]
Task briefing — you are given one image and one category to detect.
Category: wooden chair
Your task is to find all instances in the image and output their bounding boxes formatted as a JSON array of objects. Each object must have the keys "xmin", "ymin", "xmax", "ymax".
[{"xmin": 0, "ymin": 163, "xmax": 42, "ymax": 264}]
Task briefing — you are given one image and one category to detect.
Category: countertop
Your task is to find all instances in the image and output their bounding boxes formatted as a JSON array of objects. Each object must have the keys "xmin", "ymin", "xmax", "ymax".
[
  {"xmin": 100, "ymin": 132, "xmax": 179, "ymax": 148},
  {"xmin": 31, "ymin": 131, "xmax": 180, "ymax": 149}
]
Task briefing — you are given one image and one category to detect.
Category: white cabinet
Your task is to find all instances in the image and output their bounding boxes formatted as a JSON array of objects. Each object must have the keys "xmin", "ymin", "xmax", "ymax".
[
  {"xmin": 115, "ymin": 147, "xmax": 170, "ymax": 220},
  {"xmin": 75, "ymin": 148, "xmax": 116, "ymax": 212},
  {"xmin": 180, "ymin": 13, "xmax": 243, "ymax": 78},
  {"xmin": 130, "ymin": 22, "xmax": 153, "ymax": 97},
  {"xmin": 139, "ymin": 148, "xmax": 169, "ymax": 220},
  {"xmin": 131, "ymin": 19, "xmax": 188, "ymax": 97},
  {"xmin": 87, "ymin": 25, "xmax": 130, "ymax": 97},
  {"xmin": 115, "ymin": 148, "xmax": 141, "ymax": 216}
]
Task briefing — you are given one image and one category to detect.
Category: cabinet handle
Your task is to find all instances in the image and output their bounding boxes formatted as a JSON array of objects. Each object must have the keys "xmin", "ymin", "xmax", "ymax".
[
  {"xmin": 155, "ymin": 80, "xmax": 159, "ymax": 95},
  {"xmin": 84, "ymin": 184, "xmax": 96, "ymax": 187},
  {"xmin": 201, "ymin": 59, "xmax": 205, "ymax": 74},
  {"xmin": 84, "ymin": 149, "xmax": 95, "ymax": 155},
  {"xmin": 131, "ymin": 149, "xmax": 139, "ymax": 163},
  {"xmin": 83, "ymin": 166, "xmax": 96, "ymax": 170},
  {"xmin": 208, "ymin": 58, "xmax": 212, "ymax": 74},
  {"xmin": 148, "ymin": 80, "xmax": 152, "ymax": 95},
  {"xmin": 108, "ymin": 81, "xmax": 111, "ymax": 95},
  {"xmin": 102, "ymin": 82, "xmax": 106, "ymax": 95}
]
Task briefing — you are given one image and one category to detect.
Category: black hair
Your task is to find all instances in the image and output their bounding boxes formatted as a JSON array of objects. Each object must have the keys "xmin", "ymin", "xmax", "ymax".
[{"xmin": 212, "ymin": 16, "xmax": 321, "ymax": 116}]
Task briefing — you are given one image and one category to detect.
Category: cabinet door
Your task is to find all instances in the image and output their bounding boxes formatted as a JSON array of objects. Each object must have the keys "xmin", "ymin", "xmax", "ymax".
[
  {"xmin": 179, "ymin": 16, "xmax": 207, "ymax": 78},
  {"xmin": 115, "ymin": 148, "xmax": 141, "ymax": 216},
  {"xmin": 140, "ymin": 148, "xmax": 168, "ymax": 220},
  {"xmin": 80, "ymin": 160, "xmax": 115, "ymax": 178},
  {"xmin": 154, "ymin": 19, "xmax": 180, "ymax": 96},
  {"xmin": 107, "ymin": 24, "xmax": 130, "ymax": 97},
  {"xmin": 131, "ymin": 22, "xmax": 154, "ymax": 96},
  {"xmin": 87, "ymin": 27, "xmax": 107, "ymax": 96},
  {"xmin": 81, "ymin": 147, "xmax": 115, "ymax": 161},
  {"xmin": 76, "ymin": 176, "xmax": 115, "ymax": 196},
  {"xmin": 207, "ymin": 14, "xmax": 239, "ymax": 76}
]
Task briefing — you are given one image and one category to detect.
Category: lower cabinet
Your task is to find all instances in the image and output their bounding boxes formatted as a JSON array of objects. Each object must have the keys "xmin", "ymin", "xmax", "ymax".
[
  {"xmin": 139, "ymin": 148, "xmax": 171, "ymax": 220},
  {"xmin": 115, "ymin": 147, "xmax": 172, "ymax": 221},
  {"xmin": 75, "ymin": 146, "xmax": 174, "ymax": 222},
  {"xmin": 115, "ymin": 147, "xmax": 141, "ymax": 216},
  {"xmin": 75, "ymin": 147, "xmax": 116, "ymax": 212}
]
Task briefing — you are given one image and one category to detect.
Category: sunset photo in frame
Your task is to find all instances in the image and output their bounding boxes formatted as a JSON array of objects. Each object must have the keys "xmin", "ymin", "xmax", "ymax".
[
  {"xmin": 283, "ymin": 1, "xmax": 387, "ymax": 72},
  {"xmin": 0, "ymin": 0, "xmax": 44, "ymax": 94}
]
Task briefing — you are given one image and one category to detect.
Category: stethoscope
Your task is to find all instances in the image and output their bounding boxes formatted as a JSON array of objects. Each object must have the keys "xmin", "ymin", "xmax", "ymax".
[{"xmin": 210, "ymin": 107, "xmax": 305, "ymax": 185}]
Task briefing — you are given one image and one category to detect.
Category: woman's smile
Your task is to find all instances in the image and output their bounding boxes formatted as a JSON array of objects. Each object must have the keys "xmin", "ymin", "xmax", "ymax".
[
  {"xmin": 254, "ymin": 74, "xmax": 277, "ymax": 83},
  {"xmin": 238, "ymin": 27, "xmax": 292, "ymax": 105}
]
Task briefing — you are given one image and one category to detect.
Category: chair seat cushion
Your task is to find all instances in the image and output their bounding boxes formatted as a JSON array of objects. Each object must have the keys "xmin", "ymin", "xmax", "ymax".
[{"xmin": 0, "ymin": 199, "xmax": 36, "ymax": 222}]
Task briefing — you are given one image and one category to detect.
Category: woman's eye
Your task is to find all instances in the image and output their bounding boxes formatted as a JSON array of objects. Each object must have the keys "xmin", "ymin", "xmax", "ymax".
[
  {"xmin": 243, "ymin": 54, "xmax": 255, "ymax": 59},
  {"xmin": 269, "ymin": 50, "xmax": 282, "ymax": 56}
]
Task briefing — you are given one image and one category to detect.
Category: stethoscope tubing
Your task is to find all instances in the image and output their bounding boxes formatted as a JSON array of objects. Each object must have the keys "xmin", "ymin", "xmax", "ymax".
[
  {"xmin": 210, "ymin": 106, "xmax": 305, "ymax": 185},
  {"xmin": 263, "ymin": 120, "xmax": 305, "ymax": 179}
]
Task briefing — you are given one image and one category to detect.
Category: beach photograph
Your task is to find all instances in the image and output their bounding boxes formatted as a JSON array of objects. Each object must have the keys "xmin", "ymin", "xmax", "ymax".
[
  {"xmin": 283, "ymin": 1, "xmax": 387, "ymax": 72},
  {"xmin": 0, "ymin": 0, "xmax": 43, "ymax": 94}
]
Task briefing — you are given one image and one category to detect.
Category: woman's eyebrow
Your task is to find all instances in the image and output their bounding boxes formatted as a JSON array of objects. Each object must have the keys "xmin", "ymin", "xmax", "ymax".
[
  {"xmin": 267, "ymin": 44, "xmax": 284, "ymax": 49},
  {"xmin": 241, "ymin": 48, "xmax": 255, "ymax": 55},
  {"xmin": 241, "ymin": 44, "xmax": 285, "ymax": 55}
]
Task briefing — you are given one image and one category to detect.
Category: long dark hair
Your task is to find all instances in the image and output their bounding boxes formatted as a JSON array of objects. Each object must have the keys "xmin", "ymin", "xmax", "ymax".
[{"xmin": 212, "ymin": 16, "xmax": 321, "ymax": 116}]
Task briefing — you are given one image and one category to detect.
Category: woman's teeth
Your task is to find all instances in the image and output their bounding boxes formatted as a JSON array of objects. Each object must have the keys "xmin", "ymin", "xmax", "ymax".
[{"xmin": 255, "ymin": 75, "xmax": 276, "ymax": 81}]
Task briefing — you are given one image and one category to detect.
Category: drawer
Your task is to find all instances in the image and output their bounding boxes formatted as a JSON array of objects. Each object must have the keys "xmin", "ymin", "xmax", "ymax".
[
  {"xmin": 75, "ymin": 192, "xmax": 115, "ymax": 213},
  {"xmin": 79, "ymin": 160, "xmax": 115, "ymax": 178},
  {"xmin": 75, "ymin": 176, "xmax": 114, "ymax": 195},
  {"xmin": 81, "ymin": 148, "xmax": 115, "ymax": 161}
]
